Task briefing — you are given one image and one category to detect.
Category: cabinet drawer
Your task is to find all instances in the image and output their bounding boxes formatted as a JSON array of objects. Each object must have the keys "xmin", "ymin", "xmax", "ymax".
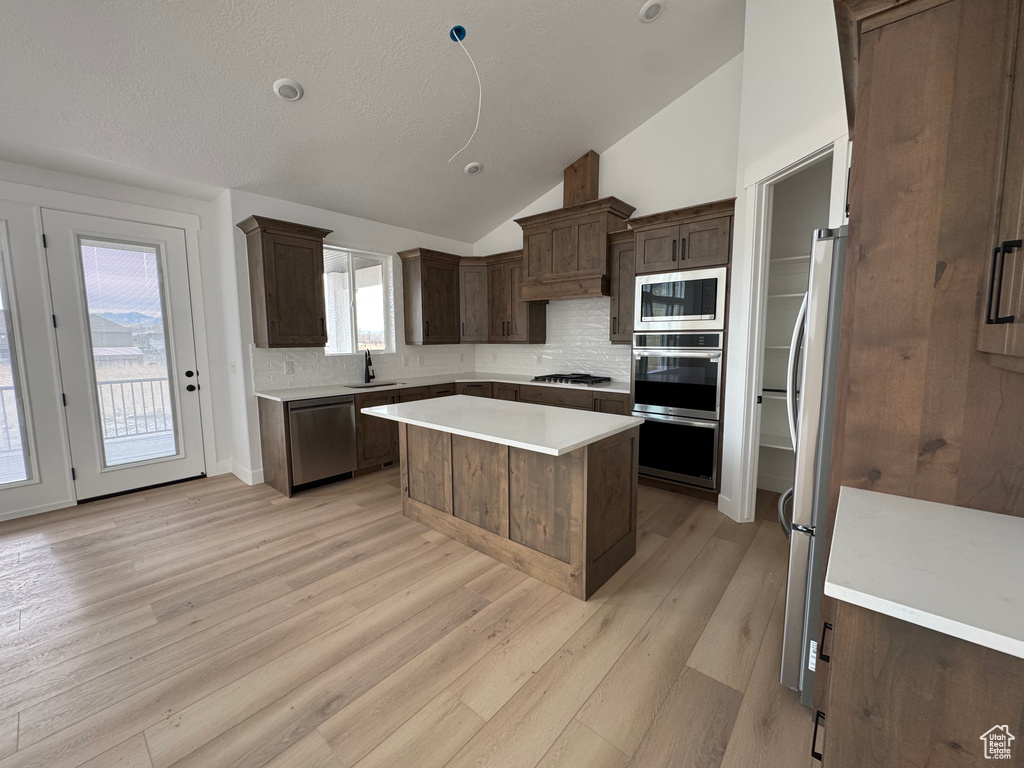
[
  {"xmin": 428, "ymin": 383, "xmax": 457, "ymax": 398},
  {"xmin": 493, "ymin": 382, "xmax": 520, "ymax": 401},
  {"xmin": 519, "ymin": 385, "xmax": 595, "ymax": 410},
  {"xmin": 457, "ymin": 382, "xmax": 493, "ymax": 398},
  {"xmin": 397, "ymin": 387, "xmax": 429, "ymax": 402}
]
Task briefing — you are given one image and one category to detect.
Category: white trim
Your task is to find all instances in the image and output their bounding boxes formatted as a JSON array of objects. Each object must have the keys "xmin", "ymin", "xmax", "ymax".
[
  {"xmin": 734, "ymin": 141, "xmax": 841, "ymax": 525},
  {"xmin": 231, "ymin": 461, "xmax": 264, "ymax": 486},
  {"xmin": 0, "ymin": 498, "xmax": 78, "ymax": 523},
  {"xmin": 0, "ymin": 179, "xmax": 201, "ymax": 231}
]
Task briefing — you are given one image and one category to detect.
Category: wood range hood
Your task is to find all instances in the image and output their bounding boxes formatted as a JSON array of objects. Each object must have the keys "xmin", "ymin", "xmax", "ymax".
[{"xmin": 514, "ymin": 151, "xmax": 635, "ymax": 301}]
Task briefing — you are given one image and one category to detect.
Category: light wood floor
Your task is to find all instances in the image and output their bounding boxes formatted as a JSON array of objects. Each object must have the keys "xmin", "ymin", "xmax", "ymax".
[{"xmin": 0, "ymin": 469, "xmax": 815, "ymax": 768}]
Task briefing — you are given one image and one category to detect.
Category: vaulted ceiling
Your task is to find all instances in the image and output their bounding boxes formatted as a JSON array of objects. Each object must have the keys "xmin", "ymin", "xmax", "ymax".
[{"xmin": 0, "ymin": 0, "xmax": 744, "ymax": 241}]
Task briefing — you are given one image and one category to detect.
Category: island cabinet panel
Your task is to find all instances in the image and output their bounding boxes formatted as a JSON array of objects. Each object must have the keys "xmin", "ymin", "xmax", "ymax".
[
  {"xmin": 405, "ymin": 425, "xmax": 452, "ymax": 513},
  {"xmin": 452, "ymin": 436, "xmax": 509, "ymax": 536},
  {"xmin": 508, "ymin": 448, "xmax": 584, "ymax": 564},
  {"xmin": 822, "ymin": 601, "xmax": 1024, "ymax": 768},
  {"xmin": 395, "ymin": 420, "xmax": 640, "ymax": 600}
]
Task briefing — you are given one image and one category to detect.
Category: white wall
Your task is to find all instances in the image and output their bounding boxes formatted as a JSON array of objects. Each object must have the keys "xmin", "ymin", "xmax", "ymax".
[
  {"xmin": 470, "ymin": 54, "xmax": 744, "ymax": 382},
  {"xmin": 222, "ymin": 189, "xmax": 476, "ymax": 482},
  {"xmin": 718, "ymin": 0, "xmax": 848, "ymax": 521}
]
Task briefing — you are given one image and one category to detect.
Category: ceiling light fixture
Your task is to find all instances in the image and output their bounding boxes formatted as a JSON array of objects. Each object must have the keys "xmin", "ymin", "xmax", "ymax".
[
  {"xmin": 464, "ymin": 162, "xmax": 483, "ymax": 176},
  {"xmin": 639, "ymin": 0, "xmax": 664, "ymax": 23},
  {"xmin": 273, "ymin": 78, "xmax": 304, "ymax": 101}
]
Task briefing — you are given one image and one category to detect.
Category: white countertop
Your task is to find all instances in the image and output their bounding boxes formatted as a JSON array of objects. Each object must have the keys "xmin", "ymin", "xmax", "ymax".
[
  {"xmin": 254, "ymin": 372, "xmax": 630, "ymax": 402},
  {"xmin": 361, "ymin": 395, "xmax": 643, "ymax": 456},
  {"xmin": 825, "ymin": 487, "xmax": 1024, "ymax": 659}
]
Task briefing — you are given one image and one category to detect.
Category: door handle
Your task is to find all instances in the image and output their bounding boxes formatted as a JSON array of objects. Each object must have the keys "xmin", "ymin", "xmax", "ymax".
[
  {"xmin": 811, "ymin": 711, "xmax": 825, "ymax": 762},
  {"xmin": 819, "ymin": 621, "xmax": 834, "ymax": 663},
  {"xmin": 185, "ymin": 370, "xmax": 195, "ymax": 378},
  {"xmin": 986, "ymin": 240, "xmax": 1020, "ymax": 324},
  {"xmin": 186, "ymin": 384, "xmax": 197, "ymax": 392}
]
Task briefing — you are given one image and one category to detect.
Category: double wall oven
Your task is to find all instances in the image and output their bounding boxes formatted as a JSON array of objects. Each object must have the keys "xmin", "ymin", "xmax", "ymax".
[{"xmin": 631, "ymin": 269, "xmax": 727, "ymax": 490}]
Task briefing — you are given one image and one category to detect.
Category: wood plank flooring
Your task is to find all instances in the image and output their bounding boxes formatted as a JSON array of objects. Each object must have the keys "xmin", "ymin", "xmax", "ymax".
[{"xmin": 0, "ymin": 473, "xmax": 815, "ymax": 767}]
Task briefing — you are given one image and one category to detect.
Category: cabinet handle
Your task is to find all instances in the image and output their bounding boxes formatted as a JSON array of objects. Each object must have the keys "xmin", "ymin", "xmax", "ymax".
[
  {"xmin": 462, "ymin": 322, "xmax": 465, "ymax": 336},
  {"xmin": 612, "ymin": 317, "xmax": 618, "ymax": 334},
  {"xmin": 819, "ymin": 622, "xmax": 834, "ymax": 663},
  {"xmin": 320, "ymin": 317, "xmax": 326, "ymax": 336},
  {"xmin": 680, "ymin": 237, "xmax": 687, "ymax": 260},
  {"xmin": 502, "ymin": 321, "xmax": 507, "ymax": 336},
  {"xmin": 986, "ymin": 240, "xmax": 1020, "ymax": 325},
  {"xmin": 811, "ymin": 711, "xmax": 825, "ymax": 762},
  {"xmin": 425, "ymin": 320, "xmax": 429, "ymax": 336},
  {"xmin": 671, "ymin": 240, "xmax": 677, "ymax": 261}
]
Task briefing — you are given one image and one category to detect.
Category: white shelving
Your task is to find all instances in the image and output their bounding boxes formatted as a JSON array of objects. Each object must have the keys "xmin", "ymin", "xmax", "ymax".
[{"xmin": 760, "ymin": 432, "xmax": 794, "ymax": 451}]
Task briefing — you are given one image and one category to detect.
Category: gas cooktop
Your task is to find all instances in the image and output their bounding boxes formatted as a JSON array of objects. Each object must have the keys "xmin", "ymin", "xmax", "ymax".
[{"xmin": 531, "ymin": 373, "xmax": 612, "ymax": 386}]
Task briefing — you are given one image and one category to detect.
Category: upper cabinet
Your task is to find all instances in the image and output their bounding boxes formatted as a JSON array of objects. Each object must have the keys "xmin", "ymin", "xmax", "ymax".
[
  {"xmin": 399, "ymin": 248, "xmax": 461, "ymax": 345},
  {"xmin": 487, "ymin": 251, "xmax": 546, "ymax": 344},
  {"xmin": 978, "ymin": 8, "xmax": 1024, "ymax": 364},
  {"xmin": 236, "ymin": 216, "xmax": 333, "ymax": 348},
  {"xmin": 515, "ymin": 197, "xmax": 636, "ymax": 301},
  {"xmin": 630, "ymin": 200, "xmax": 735, "ymax": 276},
  {"xmin": 608, "ymin": 230, "xmax": 635, "ymax": 343},
  {"xmin": 460, "ymin": 260, "xmax": 489, "ymax": 343}
]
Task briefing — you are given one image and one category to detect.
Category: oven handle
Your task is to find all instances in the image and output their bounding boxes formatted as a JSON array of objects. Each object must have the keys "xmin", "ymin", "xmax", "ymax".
[
  {"xmin": 633, "ymin": 412, "xmax": 720, "ymax": 429},
  {"xmin": 632, "ymin": 349, "xmax": 722, "ymax": 359}
]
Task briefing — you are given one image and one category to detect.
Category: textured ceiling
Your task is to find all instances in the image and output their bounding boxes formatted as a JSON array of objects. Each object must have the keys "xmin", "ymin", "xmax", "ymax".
[{"xmin": 0, "ymin": 0, "xmax": 744, "ymax": 242}]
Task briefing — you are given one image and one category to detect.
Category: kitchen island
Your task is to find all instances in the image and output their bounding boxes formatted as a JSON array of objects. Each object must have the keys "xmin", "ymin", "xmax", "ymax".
[{"xmin": 362, "ymin": 395, "xmax": 643, "ymax": 599}]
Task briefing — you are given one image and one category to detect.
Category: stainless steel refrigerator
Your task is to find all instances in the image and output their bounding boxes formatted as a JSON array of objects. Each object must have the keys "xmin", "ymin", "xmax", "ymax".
[{"xmin": 778, "ymin": 226, "xmax": 847, "ymax": 704}]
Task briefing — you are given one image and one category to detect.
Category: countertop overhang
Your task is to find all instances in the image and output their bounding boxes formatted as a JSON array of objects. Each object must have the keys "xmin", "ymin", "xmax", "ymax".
[
  {"xmin": 254, "ymin": 372, "xmax": 630, "ymax": 403},
  {"xmin": 825, "ymin": 486, "xmax": 1024, "ymax": 659},
  {"xmin": 361, "ymin": 395, "xmax": 643, "ymax": 456}
]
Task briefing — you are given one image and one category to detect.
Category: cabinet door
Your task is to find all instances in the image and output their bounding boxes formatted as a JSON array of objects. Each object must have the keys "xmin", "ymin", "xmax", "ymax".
[
  {"xmin": 263, "ymin": 233, "xmax": 327, "ymax": 346},
  {"xmin": 398, "ymin": 387, "xmax": 429, "ymax": 402},
  {"xmin": 609, "ymin": 238, "xmax": 635, "ymax": 342},
  {"xmin": 493, "ymin": 382, "xmax": 520, "ymax": 401},
  {"xmin": 594, "ymin": 393, "xmax": 629, "ymax": 415},
  {"xmin": 523, "ymin": 229, "xmax": 553, "ymax": 282},
  {"xmin": 355, "ymin": 391, "xmax": 396, "ymax": 468},
  {"xmin": 635, "ymin": 225, "xmax": 682, "ymax": 274},
  {"xmin": 824, "ymin": 601, "xmax": 1024, "ymax": 768},
  {"xmin": 428, "ymin": 383, "xmax": 456, "ymax": 398},
  {"xmin": 460, "ymin": 264, "xmax": 489, "ymax": 343},
  {"xmin": 422, "ymin": 260, "xmax": 460, "ymax": 344},
  {"xmin": 507, "ymin": 263, "xmax": 531, "ymax": 342},
  {"xmin": 683, "ymin": 216, "xmax": 732, "ymax": 268},
  {"xmin": 488, "ymin": 263, "xmax": 509, "ymax": 343}
]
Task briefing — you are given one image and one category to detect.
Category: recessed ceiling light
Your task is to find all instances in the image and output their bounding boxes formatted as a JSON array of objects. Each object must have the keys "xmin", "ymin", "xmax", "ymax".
[
  {"xmin": 639, "ymin": 0, "xmax": 663, "ymax": 23},
  {"xmin": 464, "ymin": 162, "xmax": 483, "ymax": 176},
  {"xmin": 273, "ymin": 78, "xmax": 304, "ymax": 101}
]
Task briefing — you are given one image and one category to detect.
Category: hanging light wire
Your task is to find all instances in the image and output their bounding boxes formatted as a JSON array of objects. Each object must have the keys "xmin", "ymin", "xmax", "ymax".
[{"xmin": 448, "ymin": 32, "xmax": 482, "ymax": 163}]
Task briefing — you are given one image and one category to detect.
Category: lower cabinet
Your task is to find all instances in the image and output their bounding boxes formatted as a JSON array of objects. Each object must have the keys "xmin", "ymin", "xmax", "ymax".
[
  {"xmin": 816, "ymin": 601, "xmax": 1024, "ymax": 767},
  {"xmin": 428, "ymin": 383, "xmax": 457, "ymax": 398},
  {"xmin": 354, "ymin": 390, "xmax": 398, "ymax": 468},
  {"xmin": 457, "ymin": 382, "xmax": 493, "ymax": 398},
  {"xmin": 519, "ymin": 384, "xmax": 596, "ymax": 411},
  {"xmin": 594, "ymin": 392, "xmax": 630, "ymax": 415},
  {"xmin": 493, "ymin": 382, "xmax": 520, "ymax": 401}
]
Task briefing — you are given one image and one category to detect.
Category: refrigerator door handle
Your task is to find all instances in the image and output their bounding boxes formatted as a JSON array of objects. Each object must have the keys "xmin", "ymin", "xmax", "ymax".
[
  {"xmin": 778, "ymin": 487, "xmax": 794, "ymax": 539},
  {"xmin": 786, "ymin": 293, "xmax": 809, "ymax": 451}
]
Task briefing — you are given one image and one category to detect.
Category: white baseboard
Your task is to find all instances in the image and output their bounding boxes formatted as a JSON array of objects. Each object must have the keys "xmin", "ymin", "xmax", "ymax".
[
  {"xmin": 0, "ymin": 497, "xmax": 77, "ymax": 523},
  {"xmin": 231, "ymin": 462, "xmax": 264, "ymax": 486}
]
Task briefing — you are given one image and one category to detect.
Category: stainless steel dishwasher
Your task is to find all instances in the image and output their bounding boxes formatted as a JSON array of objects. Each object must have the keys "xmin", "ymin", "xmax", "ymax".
[{"xmin": 287, "ymin": 395, "xmax": 358, "ymax": 486}]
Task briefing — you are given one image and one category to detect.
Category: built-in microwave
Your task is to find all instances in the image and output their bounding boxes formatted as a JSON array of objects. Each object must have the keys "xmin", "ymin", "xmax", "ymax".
[{"xmin": 634, "ymin": 267, "xmax": 728, "ymax": 332}]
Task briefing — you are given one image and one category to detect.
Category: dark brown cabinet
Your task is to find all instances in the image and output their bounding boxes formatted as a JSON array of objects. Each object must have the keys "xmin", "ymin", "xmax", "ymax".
[
  {"xmin": 519, "ymin": 385, "xmax": 595, "ymax": 411},
  {"xmin": 594, "ymin": 392, "xmax": 630, "ymax": 415},
  {"xmin": 608, "ymin": 230, "xmax": 635, "ymax": 343},
  {"xmin": 236, "ymin": 216, "xmax": 332, "ymax": 348},
  {"xmin": 457, "ymin": 382, "xmax": 492, "ymax": 398},
  {"xmin": 515, "ymin": 198, "xmax": 635, "ymax": 301},
  {"xmin": 355, "ymin": 390, "xmax": 398, "ymax": 468},
  {"xmin": 427, "ymin": 383, "xmax": 456, "ymax": 398},
  {"xmin": 399, "ymin": 248, "xmax": 461, "ymax": 345},
  {"xmin": 631, "ymin": 200, "xmax": 735, "ymax": 276},
  {"xmin": 819, "ymin": 601, "xmax": 1024, "ymax": 767},
  {"xmin": 493, "ymin": 382, "xmax": 520, "ymax": 401},
  {"xmin": 486, "ymin": 251, "xmax": 546, "ymax": 344},
  {"xmin": 459, "ymin": 261, "xmax": 489, "ymax": 343}
]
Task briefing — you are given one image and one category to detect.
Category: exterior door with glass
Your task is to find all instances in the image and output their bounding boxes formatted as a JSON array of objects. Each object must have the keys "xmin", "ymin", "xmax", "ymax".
[
  {"xmin": 0, "ymin": 201, "xmax": 74, "ymax": 519},
  {"xmin": 42, "ymin": 210, "xmax": 204, "ymax": 500}
]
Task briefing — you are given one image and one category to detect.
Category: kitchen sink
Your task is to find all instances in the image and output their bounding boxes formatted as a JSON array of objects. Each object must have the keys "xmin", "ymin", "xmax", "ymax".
[{"xmin": 345, "ymin": 381, "xmax": 402, "ymax": 388}]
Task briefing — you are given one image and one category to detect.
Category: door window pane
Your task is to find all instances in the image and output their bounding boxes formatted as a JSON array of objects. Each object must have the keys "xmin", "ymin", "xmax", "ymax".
[
  {"xmin": 0, "ymin": 230, "xmax": 30, "ymax": 485},
  {"xmin": 79, "ymin": 238, "xmax": 178, "ymax": 466}
]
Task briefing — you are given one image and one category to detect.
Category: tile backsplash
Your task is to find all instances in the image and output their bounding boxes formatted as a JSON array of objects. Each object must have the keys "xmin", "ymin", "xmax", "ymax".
[{"xmin": 250, "ymin": 297, "xmax": 632, "ymax": 391}]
